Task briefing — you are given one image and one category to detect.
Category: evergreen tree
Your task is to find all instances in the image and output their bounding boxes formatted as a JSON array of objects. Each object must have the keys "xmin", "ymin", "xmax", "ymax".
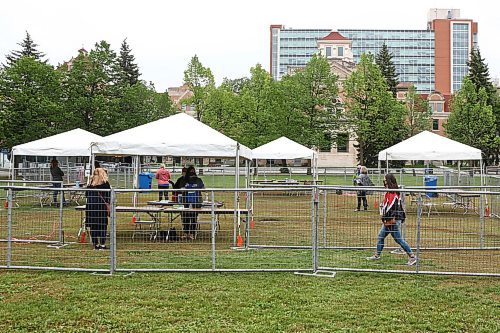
[
  {"xmin": 466, "ymin": 47, "xmax": 500, "ymax": 163},
  {"xmin": 5, "ymin": 31, "xmax": 46, "ymax": 67},
  {"xmin": 118, "ymin": 38, "xmax": 140, "ymax": 85},
  {"xmin": 375, "ymin": 43, "xmax": 398, "ymax": 97}
]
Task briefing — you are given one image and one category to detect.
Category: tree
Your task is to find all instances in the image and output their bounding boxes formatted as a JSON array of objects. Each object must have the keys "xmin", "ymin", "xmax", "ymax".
[
  {"xmin": 344, "ymin": 53, "xmax": 409, "ymax": 167},
  {"xmin": 0, "ymin": 56, "xmax": 63, "ymax": 148},
  {"xmin": 183, "ymin": 55, "xmax": 215, "ymax": 120},
  {"xmin": 286, "ymin": 54, "xmax": 340, "ymax": 150},
  {"xmin": 5, "ymin": 31, "xmax": 46, "ymax": 67},
  {"xmin": 61, "ymin": 41, "xmax": 121, "ymax": 136},
  {"xmin": 118, "ymin": 38, "xmax": 141, "ymax": 85},
  {"xmin": 375, "ymin": 43, "xmax": 398, "ymax": 97},
  {"xmin": 445, "ymin": 77, "xmax": 499, "ymax": 164},
  {"xmin": 466, "ymin": 48, "xmax": 500, "ymax": 163},
  {"xmin": 405, "ymin": 85, "xmax": 432, "ymax": 137}
]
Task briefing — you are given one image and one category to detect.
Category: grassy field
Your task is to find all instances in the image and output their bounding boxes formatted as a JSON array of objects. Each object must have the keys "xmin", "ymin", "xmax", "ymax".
[{"xmin": 0, "ymin": 270, "xmax": 498, "ymax": 332}]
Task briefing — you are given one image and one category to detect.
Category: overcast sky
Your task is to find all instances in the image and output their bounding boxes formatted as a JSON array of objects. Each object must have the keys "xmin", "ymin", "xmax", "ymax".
[{"xmin": 1, "ymin": 0, "xmax": 498, "ymax": 92}]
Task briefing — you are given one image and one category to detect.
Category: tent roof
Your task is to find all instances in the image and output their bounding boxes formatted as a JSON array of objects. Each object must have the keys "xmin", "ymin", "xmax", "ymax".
[
  {"xmin": 252, "ymin": 137, "xmax": 316, "ymax": 160},
  {"xmin": 93, "ymin": 113, "xmax": 252, "ymax": 159},
  {"xmin": 378, "ymin": 131, "xmax": 482, "ymax": 161},
  {"xmin": 12, "ymin": 128, "xmax": 102, "ymax": 157}
]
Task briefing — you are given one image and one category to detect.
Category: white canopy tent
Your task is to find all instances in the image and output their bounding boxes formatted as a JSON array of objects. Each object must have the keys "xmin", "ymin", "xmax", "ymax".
[
  {"xmin": 378, "ymin": 130, "xmax": 483, "ymax": 185},
  {"xmin": 252, "ymin": 137, "xmax": 318, "ymax": 181},
  {"xmin": 92, "ymin": 113, "xmax": 253, "ymax": 245},
  {"xmin": 93, "ymin": 113, "xmax": 252, "ymax": 159},
  {"xmin": 10, "ymin": 128, "xmax": 103, "ymax": 179}
]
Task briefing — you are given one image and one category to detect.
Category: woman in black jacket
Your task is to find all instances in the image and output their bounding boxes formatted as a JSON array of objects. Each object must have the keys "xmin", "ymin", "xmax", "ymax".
[{"xmin": 85, "ymin": 168, "xmax": 111, "ymax": 250}]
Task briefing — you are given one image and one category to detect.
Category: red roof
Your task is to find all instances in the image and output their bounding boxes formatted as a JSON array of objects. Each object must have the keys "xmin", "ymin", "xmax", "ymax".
[{"xmin": 319, "ymin": 31, "xmax": 349, "ymax": 41}]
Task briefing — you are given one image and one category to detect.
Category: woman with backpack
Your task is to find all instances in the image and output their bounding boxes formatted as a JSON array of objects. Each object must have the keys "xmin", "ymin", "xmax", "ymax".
[{"xmin": 366, "ymin": 173, "xmax": 417, "ymax": 266}]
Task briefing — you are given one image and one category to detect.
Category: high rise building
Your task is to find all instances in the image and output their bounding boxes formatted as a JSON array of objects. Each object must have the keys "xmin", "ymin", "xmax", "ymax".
[{"xmin": 270, "ymin": 8, "xmax": 477, "ymax": 95}]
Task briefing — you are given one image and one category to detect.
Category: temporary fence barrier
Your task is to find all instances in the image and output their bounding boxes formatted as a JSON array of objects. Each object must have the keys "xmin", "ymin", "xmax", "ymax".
[{"xmin": 0, "ymin": 184, "xmax": 499, "ymax": 276}]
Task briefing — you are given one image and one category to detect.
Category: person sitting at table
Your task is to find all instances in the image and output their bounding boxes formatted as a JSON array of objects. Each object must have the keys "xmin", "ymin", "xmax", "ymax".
[
  {"xmin": 155, "ymin": 164, "xmax": 171, "ymax": 201},
  {"xmin": 50, "ymin": 159, "xmax": 65, "ymax": 204},
  {"xmin": 85, "ymin": 168, "xmax": 111, "ymax": 250},
  {"xmin": 182, "ymin": 166, "xmax": 205, "ymax": 240}
]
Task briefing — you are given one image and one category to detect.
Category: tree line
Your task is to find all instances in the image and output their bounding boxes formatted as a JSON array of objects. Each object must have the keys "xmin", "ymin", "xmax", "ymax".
[{"xmin": 1, "ymin": 32, "xmax": 498, "ymax": 166}]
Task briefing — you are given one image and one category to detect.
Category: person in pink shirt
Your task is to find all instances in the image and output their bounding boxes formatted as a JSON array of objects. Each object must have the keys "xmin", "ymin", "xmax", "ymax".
[{"xmin": 155, "ymin": 164, "xmax": 171, "ymax": 201}]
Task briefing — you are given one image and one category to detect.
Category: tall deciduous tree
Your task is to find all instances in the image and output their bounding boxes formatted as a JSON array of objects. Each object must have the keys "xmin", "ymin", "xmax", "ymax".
[
  {"xmin": 5, "ymin": 31, "xmax": 46, "ymax": 67},
  {"xmin": 375, "ymin": 43, "xmax": 398, "ymax": 97},
  {"xmin": 0, "ymin": 57, "xmax": 62, "ymax": 148},
  {"xmin": 118, "ymin": 38, "xmax": 140, "ymax": 85},
  {"xmin": 405, "ymin": 85, "xmax": 432, "ymax": 137},
  {"xmin": 445, "ymin": 77, "xmax": 499, "ymax": 164},
  {"xmin": 284, "ymin": 54, "xmax": 340, "ymax": 150},
  {"xmin": 344, "ymin": 53, "xmax": 408, "ymax": 167},
  {"xmin": 62, "ymin": 41, "xmax": 121, "ymax": 136},
  {"xmin": 183, "ymin": 55, "xmax": 215, "ymax": 120}
]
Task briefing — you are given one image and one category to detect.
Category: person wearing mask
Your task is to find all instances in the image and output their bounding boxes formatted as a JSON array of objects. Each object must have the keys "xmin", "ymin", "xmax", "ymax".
[
  {"xmin": 182, "ymin": 166, "xmax": 205, "ymax": 240},
  {"xmin": 155, "ymin": 164, "xmax": 171, "ymax": 201},
  {"xmin": 50, "ymin": 159, "xmax": 65, "ymax": 204},
  {"xmin": 366, "ymin": 173, "xmax": 417, "ymax": 266},
  {"xmin": 85, "ymin": 168, "xmax": 111, "ymax": 250}
]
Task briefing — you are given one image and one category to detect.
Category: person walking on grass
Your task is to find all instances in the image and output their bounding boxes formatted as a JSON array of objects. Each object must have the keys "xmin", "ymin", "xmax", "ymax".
[
  {"xmin": 366, "ymin": 173, "xmax": 417, "ymax": 266},
  {"xmin": 50, "ymin": 159, "xmax": 65, "ymax": 204}
]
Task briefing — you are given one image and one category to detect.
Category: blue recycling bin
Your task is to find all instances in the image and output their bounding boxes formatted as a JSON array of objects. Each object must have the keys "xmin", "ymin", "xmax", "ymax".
[
  {"xmin": 424, "ymin": 175, "xmax": 438, "ymax": 198},
  {"xmin": 138, "ymin": 172, "xmax": 154, "ymax": 189}
]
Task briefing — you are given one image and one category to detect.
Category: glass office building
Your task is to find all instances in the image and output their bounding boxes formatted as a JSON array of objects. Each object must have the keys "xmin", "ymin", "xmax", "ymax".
[
  {"xmin": 271, "ymin": 27, "xmax": 435, "ymax": 93},
  {"xmin": 270, "ymin": 11, "xmax": 477, "ymax": 95}
]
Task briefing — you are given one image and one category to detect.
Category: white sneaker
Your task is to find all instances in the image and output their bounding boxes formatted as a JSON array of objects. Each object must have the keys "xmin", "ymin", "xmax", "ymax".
[
  {"xmin": 407, "ymin": 256, "xmax": 417, "ymax": 266},
  {"xmin": 390, "ymin": 248, "xmax": 405, "ymax": 255},
  {"xmin": 366, "ymin": 255, "xmax": 380, "ymax": 261}
]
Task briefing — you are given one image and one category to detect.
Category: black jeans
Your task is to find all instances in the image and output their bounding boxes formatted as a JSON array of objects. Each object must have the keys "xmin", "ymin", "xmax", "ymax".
[
  {"xmin": 52, "ymin": 183, "xmax": 64, "ymax": 203},
  {"xmin": 158, "ymin": 184, "xmax": 170, "ymax": 201},
  {"xmin": 357, "ymin": 191, "xmax": 367, "ymax": 210}
]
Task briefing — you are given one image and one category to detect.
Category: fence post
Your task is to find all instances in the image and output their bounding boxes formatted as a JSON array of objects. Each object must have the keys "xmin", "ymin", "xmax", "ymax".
[
  {"xmin": 211, "ymin": 190, "xmax": 216, "ymax": 271},
  {"xmin": 58, "ymin": 183, "xmax": 64, "ymax": 245},
  {"xmin": 323, "ymin": 187, "xmax": 327, "ymax": 246},
  {"xmin": 7, "ymin": 188, "xmax": 13, "ymax": 268},
  {"xmin": 109, "ymin": 189, "xmax": 116, "ymax": 274},
  {"xmin": 311, "ymin": 187, "xmax": 319, "ymax": 272},
  {"xmin": 415, "ymin": 193, "xmax": 423, "ymax": 273},
  {"xmin": 479, "ymin": 192, "xmax": 485, "ymax": 249}
]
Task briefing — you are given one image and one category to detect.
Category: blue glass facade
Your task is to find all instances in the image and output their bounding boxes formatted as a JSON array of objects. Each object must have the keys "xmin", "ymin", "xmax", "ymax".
[
  {"xmin": 451, "ymin": 23, "xmax": 470, "ymax": 93},
  {"xmin": 271, "ymin": 28, "xmax": 436, "ymax": 93}
]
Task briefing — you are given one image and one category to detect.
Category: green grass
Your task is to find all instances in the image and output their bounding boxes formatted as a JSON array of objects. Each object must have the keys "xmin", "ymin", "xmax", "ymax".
[{"xmin": 0, "ymin": 270, "xmax": 498, "ymax": 332}]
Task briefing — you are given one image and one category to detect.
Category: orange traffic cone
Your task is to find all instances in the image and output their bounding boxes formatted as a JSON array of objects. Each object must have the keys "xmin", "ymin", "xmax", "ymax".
[
  {"xmin": 485, "ymin": 207, "xmax": 491, "ymax": 217},
  {"xmin": 236, "ymin": 234, "xmax": 243, "ymax": 247},
  {"xmin": 132, "ymin": 215, "xmax": 137, "ymax": 224},
  {"xmin": 80, "ymin": 230, "xmax": 86, "ymax": 243},
  {"xmin": 250, "ymin": 218, "xmax": 255, "ymax": 229},
  {"xmin": 374, "ymin": 199, "xmax": 379, "ymax": 209},
  {"xmin": 4, "ymin": 200, "xmax": 8, "ymax": 209}
]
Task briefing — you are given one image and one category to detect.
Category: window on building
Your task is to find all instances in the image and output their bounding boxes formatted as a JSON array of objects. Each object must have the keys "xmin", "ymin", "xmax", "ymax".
[
  {"xmin": 336, "ymin": 133, "xmax": 349, "ymax": 153},
  {"xmin": 432, "ymin": 119, "xmax": 439, "ymax": 131},
  {"xmin": 319, "ymin": 133, "xmax": 332, "ymax": 152},
  {"xmin": 326, "ymin": 47, "xmax": 332, "ymax": 58},
  {"xmin": 338, "ymin": 46, "xmax": 344, "ymax": 57},
  {"xmin": 181, "ymin": 104, "xmax": 186, "ymax": 111},
  {"xmin": 437, "ymin": 103, "xmax": 443, "ymax": 112}
]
